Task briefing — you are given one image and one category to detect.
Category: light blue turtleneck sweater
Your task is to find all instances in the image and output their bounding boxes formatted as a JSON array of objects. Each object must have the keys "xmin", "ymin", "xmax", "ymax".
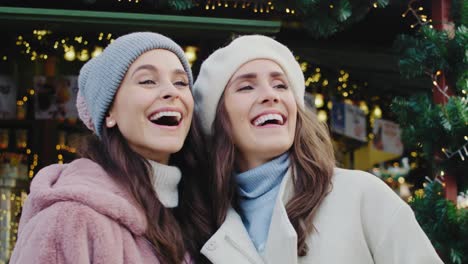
[{"xmin": 235, "ymin": 153, "xmax": 290, "ymax": 252}]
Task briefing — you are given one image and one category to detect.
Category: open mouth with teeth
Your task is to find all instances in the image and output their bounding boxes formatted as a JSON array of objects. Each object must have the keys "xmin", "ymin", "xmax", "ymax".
[
  {"xmin": 252, "ymin": 113, "xmax": 285, "ymax": 127},
  {"xmin": 149, "ymin": 111, "xmax": 182, "ymax": 127}
]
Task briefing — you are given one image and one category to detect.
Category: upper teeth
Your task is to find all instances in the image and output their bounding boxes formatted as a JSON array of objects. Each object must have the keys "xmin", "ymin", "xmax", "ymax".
[
  {"xmin": 150, "ymin": 111, "xmax": 182, "ymax": 121},
  {"xmin": 253, "ymin": 114, "xmax": 283, "ymax": 126}
]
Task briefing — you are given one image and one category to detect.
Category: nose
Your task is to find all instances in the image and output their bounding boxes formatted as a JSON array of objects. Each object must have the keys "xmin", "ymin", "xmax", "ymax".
[
  {"xmin": 259, "ymin": 86, "xmax": 280, "ymax": 105},
  {"xmin": 160, "ymin": 83, "xmax": 180, "ymax": 101}
]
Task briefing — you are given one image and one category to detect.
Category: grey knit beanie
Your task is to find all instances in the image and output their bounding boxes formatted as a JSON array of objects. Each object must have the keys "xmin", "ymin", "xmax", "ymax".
[
  {"xmin": 77, "ymin": 32, "xmax": 193, "ymax": 138},
  {"xmin": 193, "ymin": 35, "xmax": 305, "ymax": 135}
]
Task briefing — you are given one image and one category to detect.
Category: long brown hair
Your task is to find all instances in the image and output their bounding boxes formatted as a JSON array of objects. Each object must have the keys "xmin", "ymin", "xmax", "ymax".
[
  {"xmin": 210, "ymin": 97, "xmax": 335, "ymax": 256},
  {"xmin": 80, "ymin": 115, "xmax": 214, "ymax": 263}
]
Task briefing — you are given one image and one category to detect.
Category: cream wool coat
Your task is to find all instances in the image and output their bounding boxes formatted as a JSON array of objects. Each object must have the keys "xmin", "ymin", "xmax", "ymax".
[{"xmin": 201, "ymin": 168, "xmax": 443, "ymax": 264}]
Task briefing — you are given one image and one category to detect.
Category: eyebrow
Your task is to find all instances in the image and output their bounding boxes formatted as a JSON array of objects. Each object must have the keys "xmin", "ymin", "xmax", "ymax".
[
  {"xmin": 228, "ymin": 71, "xmax": 286, "ymax": 86},
  {"xmin": 131, "ymin": 64, "xmax": 157, "ymax": 78},
  {"xmin": 131, "ymin": 64, "xmax": 188, "ymax": 78},
  {"xmin": 173, "ymin": 69, "xmax": 189, "ymax": 77},
  {"xmin": 270, "ymin": 71, "xmax": 285, "ymax": 78}
]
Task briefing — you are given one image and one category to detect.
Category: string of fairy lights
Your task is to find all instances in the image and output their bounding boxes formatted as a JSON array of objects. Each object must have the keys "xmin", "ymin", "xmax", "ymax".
[
  {"xmin": 401, "ymin": 0, "xmax": 468, "ymax": 164},
  {"xmin": 201, "ymin": 0, "xmax": 288, "ymax": 14},
  {"xmin": 296, "ymin": 56, "xmax": 383, "ymax": 129},
  {"xmin": 110, "ymin": 0, "xmax": 383, "ymax": 15},
  {"xmin": 401, "ymin": 0, "xmax": 433, "ymax": 29},
  {"xmin": 8, "ymin": 30, "xmax": 199, "ymax": 66},
  {"xmin": 399, "ymin": 0, "xmax": 467, "ymax": 204},
  {"xmin": 187, "ymin": 0, "xmax": 383, "ymax": 14},
  {"xmin": 11, "ymin": 31, "xmax": 113, "ymax": 62},
  {"xmin": 0, "ymin": 191, "xmax": 25, "ymax": 256}
]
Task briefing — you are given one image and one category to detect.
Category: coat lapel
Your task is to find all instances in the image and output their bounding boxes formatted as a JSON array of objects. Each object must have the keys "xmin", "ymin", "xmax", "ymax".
[
  {"xmin": 262, "ymin": 168, "xmax": 298, "ymax": 264},
  {"xmin": 201, "ymin": 168, "xmax": 298, "ymax": 264},
  {"xmin": 201, "ymin": 208, "xmax": 265, "ymax": 264}
]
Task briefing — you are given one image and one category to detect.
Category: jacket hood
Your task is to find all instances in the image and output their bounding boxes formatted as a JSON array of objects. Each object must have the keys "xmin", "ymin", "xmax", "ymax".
[{"xmin": 20, "ymin": 158, "xmax": 147, "ymax": 235}]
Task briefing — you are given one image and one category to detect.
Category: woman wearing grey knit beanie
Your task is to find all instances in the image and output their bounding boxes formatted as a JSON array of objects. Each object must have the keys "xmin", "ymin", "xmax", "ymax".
[
  {"xmin": 193, "ymin": 35, "xmax": 442, "ymax": 264},
  {"xmin": 11, "ymin": 32, "xmax": 213, "ymax": 264}
]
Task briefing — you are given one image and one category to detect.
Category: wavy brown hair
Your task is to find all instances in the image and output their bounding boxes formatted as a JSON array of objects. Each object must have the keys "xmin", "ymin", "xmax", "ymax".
[
  {"xmin": 210, "ymin": 97, "xmax": 335, "ymax": 256},
  {"xmin": 80, "ymin": 115, "xmax": 214, "ymax": 263}
]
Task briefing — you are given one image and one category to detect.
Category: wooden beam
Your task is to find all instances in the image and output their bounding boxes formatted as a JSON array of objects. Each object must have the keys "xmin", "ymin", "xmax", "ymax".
[
  {"xmin": 432, "ymin": 0, "xmax": 457, "ymax": 203},
  {"xmin": 0, "ymin": 6, "xmax": 281, "ymax": 34}
]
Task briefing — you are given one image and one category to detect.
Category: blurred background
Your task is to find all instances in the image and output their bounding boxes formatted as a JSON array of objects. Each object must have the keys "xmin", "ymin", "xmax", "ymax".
[{"xmin": 0, "ymin": 0, "xmax": 466, "ymax": 263}]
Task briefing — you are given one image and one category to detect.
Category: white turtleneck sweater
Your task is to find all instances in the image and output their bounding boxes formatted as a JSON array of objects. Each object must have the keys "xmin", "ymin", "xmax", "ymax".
[{"xmin": 147, "ymin": 160, "xmax": 182, "ymax": 208}]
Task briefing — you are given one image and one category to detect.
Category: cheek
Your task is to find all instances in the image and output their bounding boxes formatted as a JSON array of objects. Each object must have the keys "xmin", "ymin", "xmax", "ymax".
[
  {"xmin": 114, "ymin": 91, "xmax": 151, "ymax": 119},
  {"xmin": 225, "ymin": 103, "xmax": 246, "ymax": 130},
  {"xmin": 285, "ymin": 96, "xmax": 298, "ymax": 134},
  {"xmin": 286, "ymin": 95, "xmax": 298, "ymax": 115},
  {"xmin": 182, "ymin": 90, "xmax": 194, "ymax": 112},
  {"xmin": 225, "ymin": 94, "xmax": 251, "ymax": 119},
  {"xmin": 225, "ymin": 100, "xmax": 246, "ymax": 141}
]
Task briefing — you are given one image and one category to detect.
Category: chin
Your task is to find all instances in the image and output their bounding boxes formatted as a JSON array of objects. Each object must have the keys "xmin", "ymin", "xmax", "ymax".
[
  {"xmin": 156, "ymin": 144, "xmax": 184, "ymax": 154},
  {"xmin": 257, "ymin": 144, "xmax": 291, "ymax": 158}
]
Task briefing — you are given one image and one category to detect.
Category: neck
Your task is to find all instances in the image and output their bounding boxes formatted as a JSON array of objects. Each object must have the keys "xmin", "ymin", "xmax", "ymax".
[
  {"xmin": 236, "ymin": 152, "xmax": 286, "ymax": 172},
  {"xmin": 155, "ymin": 156, "xmax": 170, "ymax": 165},
  {"xmin": 130, "ymin": 146, "xmax": 170, "ymax": 165}
]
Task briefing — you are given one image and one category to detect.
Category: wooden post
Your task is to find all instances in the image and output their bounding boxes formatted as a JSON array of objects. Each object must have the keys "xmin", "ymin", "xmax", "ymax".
[{"xmin": 432, "ymin": 0, "xmax": 457, "ymax": 202}]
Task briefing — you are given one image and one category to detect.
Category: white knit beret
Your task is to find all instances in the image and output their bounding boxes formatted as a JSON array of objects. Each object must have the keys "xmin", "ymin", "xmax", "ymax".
[{"xmin": 193, "ymin": 35, "xmax": 305, "ymax": 135}]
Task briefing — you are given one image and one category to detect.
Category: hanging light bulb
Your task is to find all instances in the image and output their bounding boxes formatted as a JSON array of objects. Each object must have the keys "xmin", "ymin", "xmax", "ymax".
[
  {"xmin": 77, "ymin": 49, "xmax": 90, "ymax": 61},
  {"xmin": 92, "ymin": 46, "xmax": 103, "ymax": 58},
  {"xmin": 184, "ymin": 46, "xmax": 198, "ymax": 66},
  {"xmin": 372, "ymin": 105, "xmax": 382, "ymax": 119},
  {"xmin": 359, "ymin": 101, "xmax": 369, "ymax": 115},
  {"xmin": 314, "ymin": 94, "xmax": 324, "ymax": 108},
  {"xmin": 64, "ymin": 46, "xmax": 76, "ymax": 61},
  {"xmin": 317, "ymin": 110, "xmax": 328, "ymax": 122}
]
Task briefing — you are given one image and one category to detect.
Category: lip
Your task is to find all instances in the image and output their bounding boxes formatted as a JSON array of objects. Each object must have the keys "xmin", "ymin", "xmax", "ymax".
[
  {"xmin": 250, "ymin": 110, "xmax": 287, "ymax": 127},
  {"xmin": 147, "ymin": 106, "xmax": 184, "ymax": 130}
]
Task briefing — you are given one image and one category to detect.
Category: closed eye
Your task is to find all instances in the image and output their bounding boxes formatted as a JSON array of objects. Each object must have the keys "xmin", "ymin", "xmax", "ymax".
[
  {"xmin": 139, "ymin": 80, "xmax": 156, "ymax": 85},
  {"xmin": 274, "ymin": 84, "xmax": 288, "ymax": 89},
  {"xmin": 237, "ymin": 85, "xmax": 254, "ymax": 92},
  {"xmin": 174, "ymin": 81, "xmax": 189, "ymax": 87}
]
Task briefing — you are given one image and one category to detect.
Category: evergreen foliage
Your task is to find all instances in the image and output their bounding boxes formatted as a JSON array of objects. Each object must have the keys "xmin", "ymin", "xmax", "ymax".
[
  {"xmin": 394, "ymin": 25, "xmax": 467, "ymax": 94},
  {"xmin": 286, "ymin": 0, "xmax": 389, "ymax": 38},
  {"xmin": 392, "ymin": 3, "xmax": 467, "ymax": 262},
  {"xmin": 410, "ymin": 180, "xmax": 468, "ymax": 264},
  {"xmin": 167, "ymin": 0, "xmax": 195, "ymax": 11},
  {"xmin": 170, "ymin": 0, "xmax": 389, "ymax": 38},
  {"xmin": 391, "ymin": 96, "xmax": 468, "ymax": 170}
]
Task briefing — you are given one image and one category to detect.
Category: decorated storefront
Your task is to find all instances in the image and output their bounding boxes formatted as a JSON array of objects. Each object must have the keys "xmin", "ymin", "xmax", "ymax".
[{"xmin": 0, "ymin": 0, "xmax": 466, "ymax": 263}]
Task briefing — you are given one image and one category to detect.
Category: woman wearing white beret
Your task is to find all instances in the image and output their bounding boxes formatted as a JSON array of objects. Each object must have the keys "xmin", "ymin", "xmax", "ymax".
[{"xmin": 193, "ymin": 35, "xmax": 443, "ymax": 264}]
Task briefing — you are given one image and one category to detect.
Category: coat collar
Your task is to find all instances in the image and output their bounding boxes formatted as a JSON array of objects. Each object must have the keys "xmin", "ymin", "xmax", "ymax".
[
  {"xmin": 262, "ymin": 167, "xmax": 298, "ymax": 264},
  {"xmin": 201, "ymin": 168, "xmax": 298, "ymax": 264},
  {"xmin": 201, "ymin": 207, "xmax": 264, "ymax": 264}
]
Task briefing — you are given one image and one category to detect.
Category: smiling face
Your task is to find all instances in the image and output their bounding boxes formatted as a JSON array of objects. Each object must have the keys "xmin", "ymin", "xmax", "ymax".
[
  {"xmin": 106, "ymin": 49, "xmax": 194, "ymax": 164},
  {"xmin": 223, "ymin": 59, "xmax": 297, "ymax": 171}
]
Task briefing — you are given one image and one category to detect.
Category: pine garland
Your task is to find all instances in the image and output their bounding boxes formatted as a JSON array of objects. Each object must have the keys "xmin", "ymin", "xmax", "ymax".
[
  {"xmin": 410, "ymin": 180, "xmax": 468, "ymax": 264},
  {"xmin": 394, "ymin": 25, "xmax": 467, "ymax": 94},
  {"xmin": 392, "ymin": 10, "xmax": 468, "ymax": 170},
  {"xmin": 392, "ymin": 3, "xmax": 468, "ymax": 262},
  {"xmin": 169, "ymin": 0, "xmax": 389, "ymax": 38},
  {"xmin": 276, "ymin": 0, "xmax": 389, "ymax": 38},
  {"xmin": 391, "ymin": 95, "xmax": 468, "ymax": 171},
  {"xmin": 167, "ymin": 0, "xmax": 195, "ymax": 11}
]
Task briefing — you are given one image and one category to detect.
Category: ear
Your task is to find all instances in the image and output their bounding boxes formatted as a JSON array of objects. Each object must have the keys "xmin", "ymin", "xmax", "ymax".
[{"xmin": 105, "ymin": 114, "xmax": 117, "ymax": 128}]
